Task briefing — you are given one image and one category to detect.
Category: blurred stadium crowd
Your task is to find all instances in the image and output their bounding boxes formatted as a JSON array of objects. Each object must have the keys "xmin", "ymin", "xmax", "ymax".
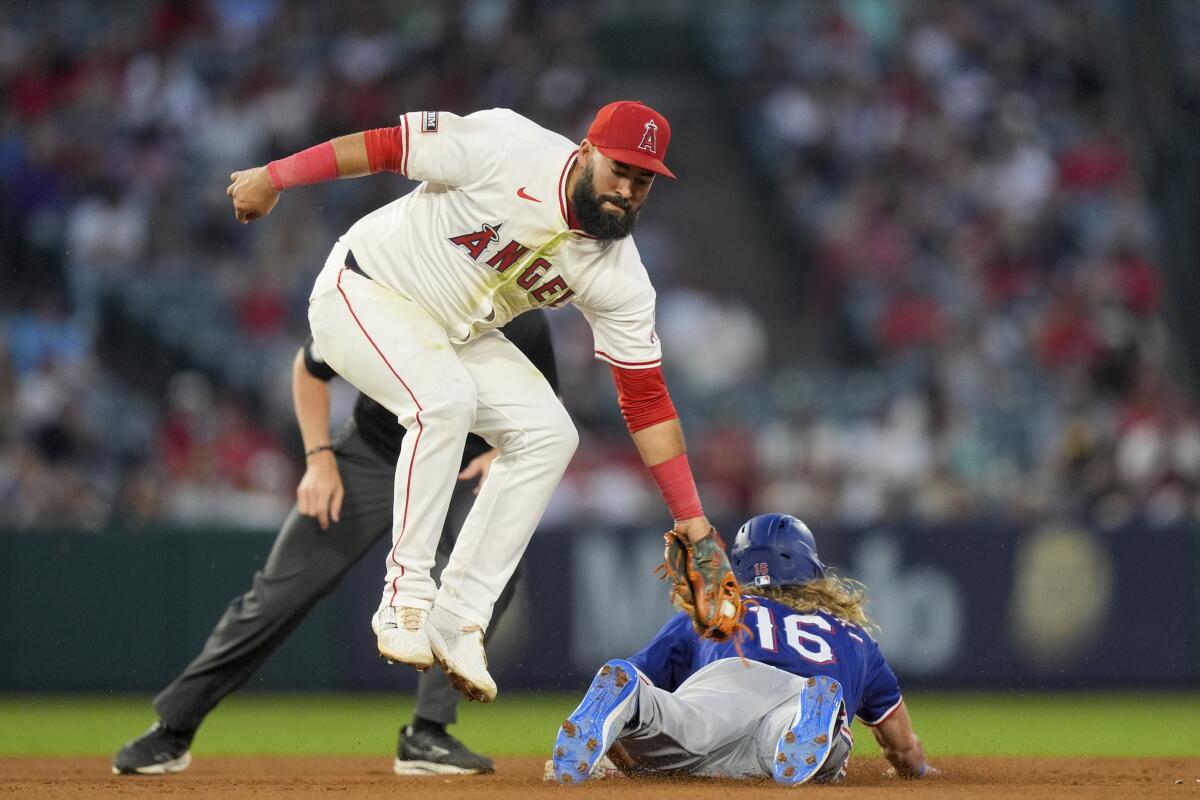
[
  {"xmin": 0, "ymin": 0, "xmax": 1195, "ymax": 532},
  {"xmin": 704, "ymin": 0, "xmax": 1197, "ymax": 530}
]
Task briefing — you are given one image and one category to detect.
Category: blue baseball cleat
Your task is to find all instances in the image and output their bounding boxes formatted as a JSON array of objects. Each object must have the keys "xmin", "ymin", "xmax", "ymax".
[
  {"xmin": 551, "ymin": 659, "xmax": 640, "ymax": 784},
  {"xmin": 773, "ymin": 675, "xmax": 846, "ymax": 786}
]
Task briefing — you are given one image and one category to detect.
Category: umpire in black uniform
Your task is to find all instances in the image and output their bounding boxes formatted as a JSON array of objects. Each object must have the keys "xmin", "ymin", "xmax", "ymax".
[{"xmin": 113, "ymin": 310, "xmax": 558, "ymax": 776}]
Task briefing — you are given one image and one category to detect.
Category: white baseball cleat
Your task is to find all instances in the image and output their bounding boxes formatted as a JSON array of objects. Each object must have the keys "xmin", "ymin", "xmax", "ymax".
[
  {"xmin": 373, "ymin": 606, "xmax": 434, "ymax": 670},
  {"xmin": 426, "ymin": 605, "xmax": 497, "ymax": 703}
]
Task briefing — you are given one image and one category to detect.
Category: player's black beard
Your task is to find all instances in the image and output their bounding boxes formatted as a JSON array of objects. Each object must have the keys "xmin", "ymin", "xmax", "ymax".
[{"xmin": 571, "ymin": 162, "xmax": 640, "ymax": 241}]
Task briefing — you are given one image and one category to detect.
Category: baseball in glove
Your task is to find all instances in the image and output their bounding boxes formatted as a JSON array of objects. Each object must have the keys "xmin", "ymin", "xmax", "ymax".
[{"xmin": 658, "ymin": 528, "xmax": 745, "ymax": 640}]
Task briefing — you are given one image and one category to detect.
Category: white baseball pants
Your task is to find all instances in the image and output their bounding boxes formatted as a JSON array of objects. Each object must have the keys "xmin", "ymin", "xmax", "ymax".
[
  {"xmin": 620, "ymin": 659, "xmax": 852, "ymax": 780},
  {"xmin": 308, "ymin": 242, "xmax": 577, "ymax": 629}
]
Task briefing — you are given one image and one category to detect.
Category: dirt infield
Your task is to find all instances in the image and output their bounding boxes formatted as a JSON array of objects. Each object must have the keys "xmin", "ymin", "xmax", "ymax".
[{"xmin": 3, "ymin": 755, "xmax": 1199, "ymax": 798}]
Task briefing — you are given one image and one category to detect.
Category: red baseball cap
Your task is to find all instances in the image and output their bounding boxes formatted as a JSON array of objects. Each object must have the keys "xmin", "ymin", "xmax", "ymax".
[{"xmin": 586, "ymin": 100, "xmax": 676, "ymax": 180}]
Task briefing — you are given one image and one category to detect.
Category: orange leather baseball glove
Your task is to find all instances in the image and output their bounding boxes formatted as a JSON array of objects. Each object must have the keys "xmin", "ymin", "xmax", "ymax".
[{"xmin": 659, "ymin": 528, "xmax": 744, "ymax": 640}]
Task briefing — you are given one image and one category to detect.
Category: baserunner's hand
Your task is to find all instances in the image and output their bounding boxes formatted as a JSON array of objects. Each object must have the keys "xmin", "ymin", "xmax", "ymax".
[
  {"xmin": 297, "ymin": 450, "xmax": 344, "ymax": 530},
  {"xmin": 227, "ymin": 166, "xmax": 280, "ymax": 223}
]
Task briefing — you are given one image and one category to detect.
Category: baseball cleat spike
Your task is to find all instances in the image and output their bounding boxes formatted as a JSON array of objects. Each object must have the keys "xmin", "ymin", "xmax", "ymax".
[
  {"xmin": 550, "ymin": 659, "xmax": 640, "ymax": 785},
  {"xmin": 774, "ymin": 675, "xmax": 846, "ymax": 786}
]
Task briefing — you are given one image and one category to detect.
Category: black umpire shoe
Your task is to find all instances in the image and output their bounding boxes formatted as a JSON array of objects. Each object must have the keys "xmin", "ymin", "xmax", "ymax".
[
  {"xmin": 393, "ymin": 724, "xmax": 495, "ymax": 775},
  {"xmin": 112, "ymin": 722, "xmax": 194, "ymax": 775}
]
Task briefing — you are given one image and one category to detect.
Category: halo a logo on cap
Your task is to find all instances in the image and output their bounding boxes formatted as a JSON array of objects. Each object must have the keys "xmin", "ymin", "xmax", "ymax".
[
  {"xmin": 753, "ymin": 561, "xmax": 772, "ymax": 586},
  {"xmin": 638, "ymin": 119, "xmax": 658, "ymax": 154}
]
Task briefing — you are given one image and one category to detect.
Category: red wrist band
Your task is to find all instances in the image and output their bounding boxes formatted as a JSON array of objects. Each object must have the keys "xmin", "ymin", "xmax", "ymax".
[
  {"xmin": 649, "ymin": 453, "xmax": 704, "ymax": 521},
  {"xmin": 266, "ymin": 141, "xmax": 339, "ymax": 191}
]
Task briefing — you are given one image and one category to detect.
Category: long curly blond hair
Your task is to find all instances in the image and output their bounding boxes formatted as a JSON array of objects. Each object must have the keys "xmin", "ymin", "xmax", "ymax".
[{"xmin": 741, "ymin": 571, "xmax": 877, "ymax": 634}]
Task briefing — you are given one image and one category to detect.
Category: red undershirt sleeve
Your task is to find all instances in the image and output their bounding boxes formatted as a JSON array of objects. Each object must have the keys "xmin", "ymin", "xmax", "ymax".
[
  {"xmin": 363, "ymin": 125, "xmax": 406, "ymax": 175},
  {"xmin": 610, "ymin": 365, "xmax": 678, "ymax": 432}
]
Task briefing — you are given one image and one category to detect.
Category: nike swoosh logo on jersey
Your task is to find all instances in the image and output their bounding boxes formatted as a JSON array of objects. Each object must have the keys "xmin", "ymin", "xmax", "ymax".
[{"xmin": 516, "ymin": 186, "xmax": 542, "ymax": 203}]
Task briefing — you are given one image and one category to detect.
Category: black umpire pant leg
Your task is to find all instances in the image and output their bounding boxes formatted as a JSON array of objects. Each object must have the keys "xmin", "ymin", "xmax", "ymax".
[
  {"xmin": 153, "ymin": 424, "xmax": 523, "ymax": 733},
  {"xmin": 153, "ymin": 427, "xmax": 394, "ymax": 732}
]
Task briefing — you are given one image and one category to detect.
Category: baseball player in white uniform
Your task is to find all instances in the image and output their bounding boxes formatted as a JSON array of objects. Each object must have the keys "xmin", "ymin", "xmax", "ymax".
[{"xmin": 226, "ymin": 100, "xmax": 737, "ymax": 704}]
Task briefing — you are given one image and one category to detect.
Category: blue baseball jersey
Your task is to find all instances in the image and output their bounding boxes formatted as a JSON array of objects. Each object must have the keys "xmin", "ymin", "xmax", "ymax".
[{"xmin": 628, "ymin": 596, "xmax": 903, "ymax": 726}]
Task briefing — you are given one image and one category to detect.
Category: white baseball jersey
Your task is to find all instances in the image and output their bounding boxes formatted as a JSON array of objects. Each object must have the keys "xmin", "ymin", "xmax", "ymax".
[{"xmin": 338, "ymin": 108, "xmax": 663, "ymax": 370}]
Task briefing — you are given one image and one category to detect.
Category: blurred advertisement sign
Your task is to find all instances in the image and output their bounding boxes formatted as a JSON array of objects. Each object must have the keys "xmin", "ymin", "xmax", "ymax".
[
  {"xmin": 525, "ymin": 518, "xmax": 1195, "ymax": 688},
  {"xmin": 1, "ymin": 518, "xmax": 1195, "ymax": 691}
]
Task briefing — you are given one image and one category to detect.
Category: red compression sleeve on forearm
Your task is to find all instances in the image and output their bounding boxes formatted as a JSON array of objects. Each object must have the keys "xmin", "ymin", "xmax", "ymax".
[
  {"xmin": 611, "ymin": 365, "xmax": 703, "ymax": 520},
  {"xmin": 649, "ymin": 453, "xmax": 705, "ymax": 521},
  {"xmin": 266, "ymin": 141, "xmax": 339, "ymax": 191},
  {"xmin": 363, "ymin": 126, "xmax": 405, "ymax": 174},
  {"xmin": 610, "ymin": 365, "xmax": 678, "ymax": 433}
]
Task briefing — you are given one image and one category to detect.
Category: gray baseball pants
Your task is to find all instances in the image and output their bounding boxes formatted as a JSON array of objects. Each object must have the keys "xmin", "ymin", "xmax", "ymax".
[
  {"xmin": 618, "ymin": 659, "xmax": 850, "ymax": 781},
  {"xmin": 153, "ymin": 419, "xmax": 517, "ymax": 732}
]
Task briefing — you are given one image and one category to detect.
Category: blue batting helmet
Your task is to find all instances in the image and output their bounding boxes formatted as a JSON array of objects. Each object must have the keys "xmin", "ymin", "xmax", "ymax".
[{"xmin": 731, "ymin": 513, "xmax": 825, "ymax": 588}]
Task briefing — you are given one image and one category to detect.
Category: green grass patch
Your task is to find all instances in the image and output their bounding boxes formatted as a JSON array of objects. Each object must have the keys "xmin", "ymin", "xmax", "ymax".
[
  {"xmin": 883, "ymin": 692, "xmax": 1200, "ymax": 757},
  {"xmin": 2, "ymin": 691, "xmax": 1198, "ymax": 758}
]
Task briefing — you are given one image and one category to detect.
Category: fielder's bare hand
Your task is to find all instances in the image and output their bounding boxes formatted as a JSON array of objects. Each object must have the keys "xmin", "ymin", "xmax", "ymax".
[
  {"xmin": 227, "ymin": 167, "xmax": 279, "ymax": 223},
  {"xmin": 673, "ymin": 515, "xmax": 717, "ymax": 544},
  {"xmin": 297, "ymin": 449, "xmax": 344, "ymax": 530},
  {"xmin": 459, "ymin": 449, "xmax": 500, "ymax": 495}
]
